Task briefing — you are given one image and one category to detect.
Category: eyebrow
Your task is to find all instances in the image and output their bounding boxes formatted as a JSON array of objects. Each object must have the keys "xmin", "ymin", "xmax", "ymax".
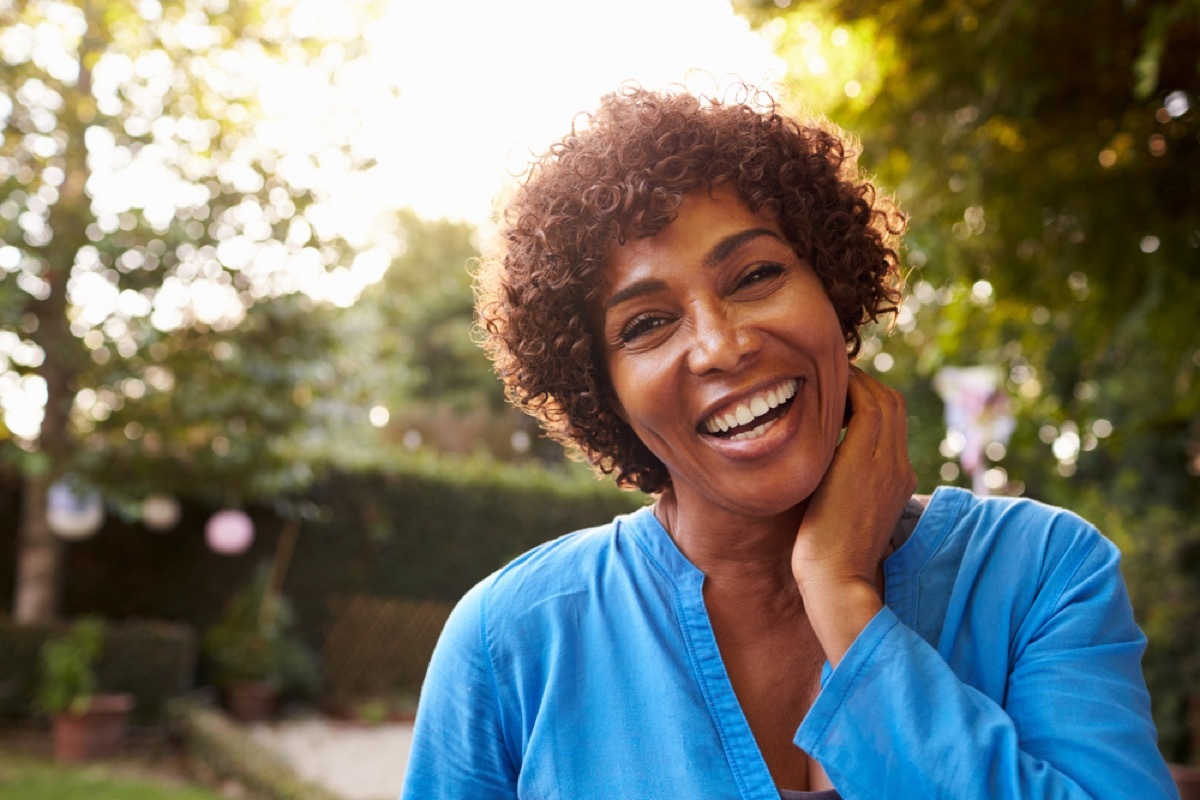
[
  {"xmin": 603, "ymin": 227, "xmax": 783, "ymax": 312},
  {"xmin": 603, "ymin": 278, "xmax": 668, "ymax": 312},
  {"xmin": 704, "ymin": 227, "xmax": 782, "ymax": 268}
]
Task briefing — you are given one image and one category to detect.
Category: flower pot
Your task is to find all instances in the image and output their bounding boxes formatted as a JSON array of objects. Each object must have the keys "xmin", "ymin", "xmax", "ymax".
[
  {"xmin": 222, "ymin": 680, "xmax": 278, "ymax": 721},
  {"xmin": 52, "ymin": 693, "xmax": 135, "ymax": 763}
]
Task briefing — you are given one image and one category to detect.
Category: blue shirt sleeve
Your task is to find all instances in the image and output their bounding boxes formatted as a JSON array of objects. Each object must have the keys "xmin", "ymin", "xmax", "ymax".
[
  {"xmin": 795, "ymin": 533, "xmax": 1179, "ymax": 799},
  {"xmin": 400, "ymin": 580, "xmax": 519, "ymax": 800}
]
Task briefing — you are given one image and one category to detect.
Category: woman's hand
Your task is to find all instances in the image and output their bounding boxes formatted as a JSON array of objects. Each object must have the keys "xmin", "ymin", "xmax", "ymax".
[{"xmin": 791, "ymin": 366, "xmax": 917, "ymax": 665}]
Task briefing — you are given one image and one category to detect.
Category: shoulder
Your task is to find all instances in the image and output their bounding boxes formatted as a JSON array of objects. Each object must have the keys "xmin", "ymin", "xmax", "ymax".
[
  {"xmin": 490, "ymin": 505, "xmax": 652, "ymax": 593},
  {"xmin": 925, "ymin": 485, "xmax": 1110, "ymax": 558},
  {"xmin": 445, "ymin": 505, "xmax": 657, "ymax": 638},
  {"xmin": 918, "ymin": 486, "xmax": 1122, "ymax": 611}
]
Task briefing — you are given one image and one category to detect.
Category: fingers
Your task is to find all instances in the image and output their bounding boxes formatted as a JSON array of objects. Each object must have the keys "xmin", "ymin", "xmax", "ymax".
[
  {"xmin": 792, "ymin": 367, "xmax": 918, "ymax": 603},
  {"xmin": 843, "ymin": 366, "xmax": 917, "ymax": 490},
  {"xmin": 844, "ymin": 367, "xmax": 906, "ymax": 451}
]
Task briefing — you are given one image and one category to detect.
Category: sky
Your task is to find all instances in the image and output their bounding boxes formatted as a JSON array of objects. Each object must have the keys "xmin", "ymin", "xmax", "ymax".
[
  {"xmin": 308, "ymin": 0, "xmax": 785, "ymax": 231},
  {"xmin": 0, "ymin": 0, "xmax": 786, "ymax": 441}
]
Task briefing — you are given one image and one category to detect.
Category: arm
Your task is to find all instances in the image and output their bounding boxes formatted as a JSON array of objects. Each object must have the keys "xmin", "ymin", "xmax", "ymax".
[
  {"xmin": 400, "ymin": 581, "xmax": 518, "ymax": 800},
  {"xmin": 789, "ymin": 368, "xmax": 1175, "ymax": 797},
  {"xmin": 795, "ymin": 525, "xmax": 1178, "ymax": 799}
]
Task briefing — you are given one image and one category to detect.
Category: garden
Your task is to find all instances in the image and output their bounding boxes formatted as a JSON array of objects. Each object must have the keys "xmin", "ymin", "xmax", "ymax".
[{"xmin": 0, "ymin": 0, "xmax": 1198, "ymax": 797}]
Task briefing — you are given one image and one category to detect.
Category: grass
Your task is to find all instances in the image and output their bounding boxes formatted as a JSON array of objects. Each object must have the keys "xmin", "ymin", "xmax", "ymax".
[{"xmin": 0, "ymin": 749, "xmax": 231, "ymax": 800}]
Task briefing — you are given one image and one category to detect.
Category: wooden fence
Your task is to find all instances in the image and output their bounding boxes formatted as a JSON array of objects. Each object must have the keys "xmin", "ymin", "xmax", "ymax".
[{"xmin": 321, "ymin": 595, "xmax": 452, "ymax": 707}]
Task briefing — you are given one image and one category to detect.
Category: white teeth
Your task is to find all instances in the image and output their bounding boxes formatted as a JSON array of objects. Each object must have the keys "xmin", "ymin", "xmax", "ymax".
[
  {"xmin": 703, "ymin": 379, "xmax": 799, "ymax": 437},
  {"xmin": 729, "ymin": 422, "xmax": 769, "ymax": 442}
]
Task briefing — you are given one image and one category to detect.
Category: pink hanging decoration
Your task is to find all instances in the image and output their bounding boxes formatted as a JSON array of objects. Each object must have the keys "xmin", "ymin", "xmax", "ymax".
[
  {"xmin": 205, "ymin": 509, "xmax": 254, "ymax": 555},
  {"xmin": 933, "ymin": 366, "xmax": 1015, "ymax": 495}
]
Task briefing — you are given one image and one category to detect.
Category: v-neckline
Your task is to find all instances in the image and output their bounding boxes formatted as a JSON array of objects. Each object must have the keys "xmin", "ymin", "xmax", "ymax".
[{"xmin": 627, "ymin": 492, "xmax": 941, "ymax": 798}]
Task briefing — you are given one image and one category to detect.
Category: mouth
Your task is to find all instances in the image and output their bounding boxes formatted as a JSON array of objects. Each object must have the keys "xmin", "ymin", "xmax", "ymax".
[{"xmin": 700, "ymin": 378, "xmax": 799, "ymax": 442}]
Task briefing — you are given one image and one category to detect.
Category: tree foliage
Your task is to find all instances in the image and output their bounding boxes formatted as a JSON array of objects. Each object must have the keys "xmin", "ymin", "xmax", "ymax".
[
  {"xmin": 737, "ymin": 0, "xmax": 1199, "ymax": 507},
  {"xmin": 0, "ymin": 0, "xmax": 364, "ymax": 620},
  {"xmin": 347, "ymin": 210, "xmax": 497, "ymax": 412},
  {"xmin": 736, "ymin": 0, "xmax": 1200, "ymax": 759}
]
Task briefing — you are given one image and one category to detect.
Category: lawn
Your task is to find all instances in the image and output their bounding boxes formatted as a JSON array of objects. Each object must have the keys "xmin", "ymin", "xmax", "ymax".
[{"xmin": 0, "ymin": 749, "xmax": 230, "ymax": 800}]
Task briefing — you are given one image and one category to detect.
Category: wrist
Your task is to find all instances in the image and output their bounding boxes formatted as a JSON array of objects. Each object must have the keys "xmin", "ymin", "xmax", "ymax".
[{"xmin": 798, "ymin": 577, "xmax": 882, "ymax": 667}]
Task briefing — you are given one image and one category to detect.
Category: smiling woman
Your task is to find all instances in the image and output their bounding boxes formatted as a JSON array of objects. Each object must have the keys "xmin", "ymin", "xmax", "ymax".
[
  {"xmin": 402, "ymin": 85, "xmax": 1179, "ymax": 799},
  {"xmin": 475, "ymin": 86, "xmax": 901, "ymax": 496},
  {"xmin": 597, "ymin": 188, "xmax": 851, "ymax": 523}
]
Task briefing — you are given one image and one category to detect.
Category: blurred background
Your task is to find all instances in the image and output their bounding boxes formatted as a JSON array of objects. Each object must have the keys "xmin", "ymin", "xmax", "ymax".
[{"xmin": 0, "ymin": 0, "xmax": 1196, "ymax": 773}]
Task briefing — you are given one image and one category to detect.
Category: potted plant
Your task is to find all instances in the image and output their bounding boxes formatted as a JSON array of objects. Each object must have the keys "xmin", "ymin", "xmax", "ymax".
[
  {"xmin": 37, "ymin": 616, "xmax": 134, "ymax": 762},
  {"xmin": 203, "ymin": 567, "xmax": 320, "ymax": 721}
]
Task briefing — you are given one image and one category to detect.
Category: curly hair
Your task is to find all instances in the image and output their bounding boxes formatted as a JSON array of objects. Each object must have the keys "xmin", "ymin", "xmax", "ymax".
[{"xmin": 475, "ymin": 84, "xmax": 905, "ymax": 494}]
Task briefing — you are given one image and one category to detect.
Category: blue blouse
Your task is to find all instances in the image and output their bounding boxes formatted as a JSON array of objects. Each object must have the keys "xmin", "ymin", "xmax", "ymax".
[{"xmin": 401, "ymin": 487, "xmax": 1178, "ymax": 799}]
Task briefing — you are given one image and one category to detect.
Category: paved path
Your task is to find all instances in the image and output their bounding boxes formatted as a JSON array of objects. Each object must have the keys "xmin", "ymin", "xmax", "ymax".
[{"xmin": 247, "ymin": 717, "xmax": 413, "ymax": 800}]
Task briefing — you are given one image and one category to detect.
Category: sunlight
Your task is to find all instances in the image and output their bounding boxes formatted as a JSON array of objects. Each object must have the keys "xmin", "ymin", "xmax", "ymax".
[
  {"xmin": 347, "ymin": 0, "xmax": 784, "ymax": 226},
  {"xmin": 0, "ymin": 0, "xmax": 786, "ymax": 441}
]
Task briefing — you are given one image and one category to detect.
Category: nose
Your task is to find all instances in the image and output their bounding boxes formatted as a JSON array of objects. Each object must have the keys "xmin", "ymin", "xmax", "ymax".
[{"xmin": 686, "ymin": 303, "xmax": 759, "ymax": 374}]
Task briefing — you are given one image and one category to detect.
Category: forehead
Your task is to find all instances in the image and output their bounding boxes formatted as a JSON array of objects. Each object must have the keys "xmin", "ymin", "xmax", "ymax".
[{"xmin": 602, "ymin": 187, "xmax": 783, "ymax": 286}]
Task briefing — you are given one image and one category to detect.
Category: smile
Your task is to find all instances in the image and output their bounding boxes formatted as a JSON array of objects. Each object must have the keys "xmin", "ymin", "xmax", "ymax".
[{"xmin": 701, "ymin": 379, "xmax": 798, "ymax": 441}]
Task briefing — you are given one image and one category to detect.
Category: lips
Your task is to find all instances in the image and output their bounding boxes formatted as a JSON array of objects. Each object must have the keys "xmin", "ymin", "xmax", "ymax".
[{"xmin": 701, "ymin": 378, "xmax": 798, "ymax": 439}]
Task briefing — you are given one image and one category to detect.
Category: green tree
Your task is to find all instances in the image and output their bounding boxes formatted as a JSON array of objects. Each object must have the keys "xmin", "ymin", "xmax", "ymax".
[
  {"xmin": 354, "ymin": 209, "xmax": 496, "ymax": 412},
  {"xmin": 736, "ymin": 0, "xmax": 1199, "ymax": 505},
  {"xmin": 317, "ymin": 209, "xmax": 547, "ymax": 465},
  {"xmin": 737, "ymin": 0, "xmax": 1200, "ymax": 758},
  {"xmin": 0, "ymin": 0, "xmax": 363, "ymax": 622}
]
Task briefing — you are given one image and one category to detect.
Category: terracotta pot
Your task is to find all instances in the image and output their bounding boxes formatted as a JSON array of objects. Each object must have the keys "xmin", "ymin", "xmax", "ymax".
[
  {"xmin": 222, "ymin": 681, "xmax": 278, "ymax": 721},
  {"xmin": 1172, "ymin": 763, "xmax": 1200, "ymax": 800},
  {"xmin": 53, "ymin": 693, "xmax": 135, "ymax": 763}
]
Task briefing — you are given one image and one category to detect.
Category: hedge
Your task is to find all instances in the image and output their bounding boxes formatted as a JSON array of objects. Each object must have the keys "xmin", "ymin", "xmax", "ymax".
[{"xmin": 0, "ymin": 455, "xmax": 646, "ymax": 659}]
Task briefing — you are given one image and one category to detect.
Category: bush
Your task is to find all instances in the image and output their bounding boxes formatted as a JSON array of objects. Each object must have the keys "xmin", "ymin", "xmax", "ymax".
[
  {"xmin": 36, "ymin": 616, "xmax": 104, "ymax": 715},
  {"xmin": 203, "ymin": 567, "xmax": 319, "ymax": 698},
  {"xmin": 0, "ymin": 617, "xmax": 196, "ymax": 723}
]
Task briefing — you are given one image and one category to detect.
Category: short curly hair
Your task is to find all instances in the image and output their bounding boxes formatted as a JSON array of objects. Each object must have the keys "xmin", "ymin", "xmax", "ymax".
[{"xmin": 475, "ymin": 84, "xmax": 904, "ymax": 494}]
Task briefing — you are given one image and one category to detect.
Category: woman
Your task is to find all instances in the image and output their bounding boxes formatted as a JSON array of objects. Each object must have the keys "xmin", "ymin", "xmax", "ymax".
[{"xmin": 401, "ymin": 85, "xmax": 1178, "ymax": 799}]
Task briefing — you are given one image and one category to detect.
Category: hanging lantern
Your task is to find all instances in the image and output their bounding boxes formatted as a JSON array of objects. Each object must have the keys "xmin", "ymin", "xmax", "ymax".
[
  {"xmin": 933, "ymin": 366, "xmax": 1015, "ymax": 495},
  {"xmin": 46, "ymin": 479, "xmax": 105, "ymax": 541},
  {"xmin": 205, "ymin": 509, "xmax": 254, "ymax": 555},
  {"xmin": 141, "ymin": 494, "xmax": 181, "ymax": 531}
]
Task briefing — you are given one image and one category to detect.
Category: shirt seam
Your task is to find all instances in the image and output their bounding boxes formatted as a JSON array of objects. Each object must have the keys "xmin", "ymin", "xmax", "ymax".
[
  {"xmin": 479, "ymin": 578, "xmax": 520, "ymax": 777},
  {"xmin": 896, "ymin": 487, "xmax": 968, "ymax": 628},
  {"xmin": 1047, "ymin": 529, "xmax": 1102, "ymax": 614},
  {"xmin": 1011, "ymin": 530, "xmax": 1103, "ymax": 667}
]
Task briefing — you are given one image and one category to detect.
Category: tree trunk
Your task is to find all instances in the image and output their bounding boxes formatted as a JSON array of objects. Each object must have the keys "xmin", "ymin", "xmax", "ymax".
[
  {"xmin": 13, "ymin": 472, "xmax": 61, "ymax": 623},
  {"xmin": 10, "ymin": 0, "xmax": 100, "ymax": 624}
]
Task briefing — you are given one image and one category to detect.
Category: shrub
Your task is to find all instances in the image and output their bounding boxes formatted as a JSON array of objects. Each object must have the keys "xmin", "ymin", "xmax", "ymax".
[
  {"xmin": 0, "ymin": 617, "xmax": 196, "ymax": 723},
  {"xmin": 36, "ymin": 616, "xmax": 104, "ymax": 715}
]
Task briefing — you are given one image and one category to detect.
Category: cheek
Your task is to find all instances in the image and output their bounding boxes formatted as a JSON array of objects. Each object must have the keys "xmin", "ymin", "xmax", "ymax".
[{"xmin": 606, "ymin": 359, "xmax": 654, "ymax": 430}]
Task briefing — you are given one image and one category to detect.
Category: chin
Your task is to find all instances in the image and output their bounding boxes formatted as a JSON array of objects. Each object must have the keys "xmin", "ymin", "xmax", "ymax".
[{"xmin": 703, "ymin": 473, "xmax": 823, "ymax": 520}]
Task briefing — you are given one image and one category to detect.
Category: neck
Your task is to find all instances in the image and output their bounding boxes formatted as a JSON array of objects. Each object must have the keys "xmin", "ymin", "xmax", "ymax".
[{"xmin": 655, "ymin": 487, "xmax": 806, "ymax": 607}]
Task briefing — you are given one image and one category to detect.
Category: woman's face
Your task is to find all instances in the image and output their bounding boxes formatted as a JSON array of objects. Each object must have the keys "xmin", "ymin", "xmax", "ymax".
[{"xmin": 595, "ymin": 187, "xmax": 849, "ymax": 519}]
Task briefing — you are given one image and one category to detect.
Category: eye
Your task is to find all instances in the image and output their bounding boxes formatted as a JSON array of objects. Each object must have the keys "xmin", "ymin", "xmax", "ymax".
[
  {"xmin": 619, "ymin": 312, "xmax": 669, "ymax": 343},
  {"xmin": 736, "ymin": 262, "xmax": 785, "ymax": 290}
]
